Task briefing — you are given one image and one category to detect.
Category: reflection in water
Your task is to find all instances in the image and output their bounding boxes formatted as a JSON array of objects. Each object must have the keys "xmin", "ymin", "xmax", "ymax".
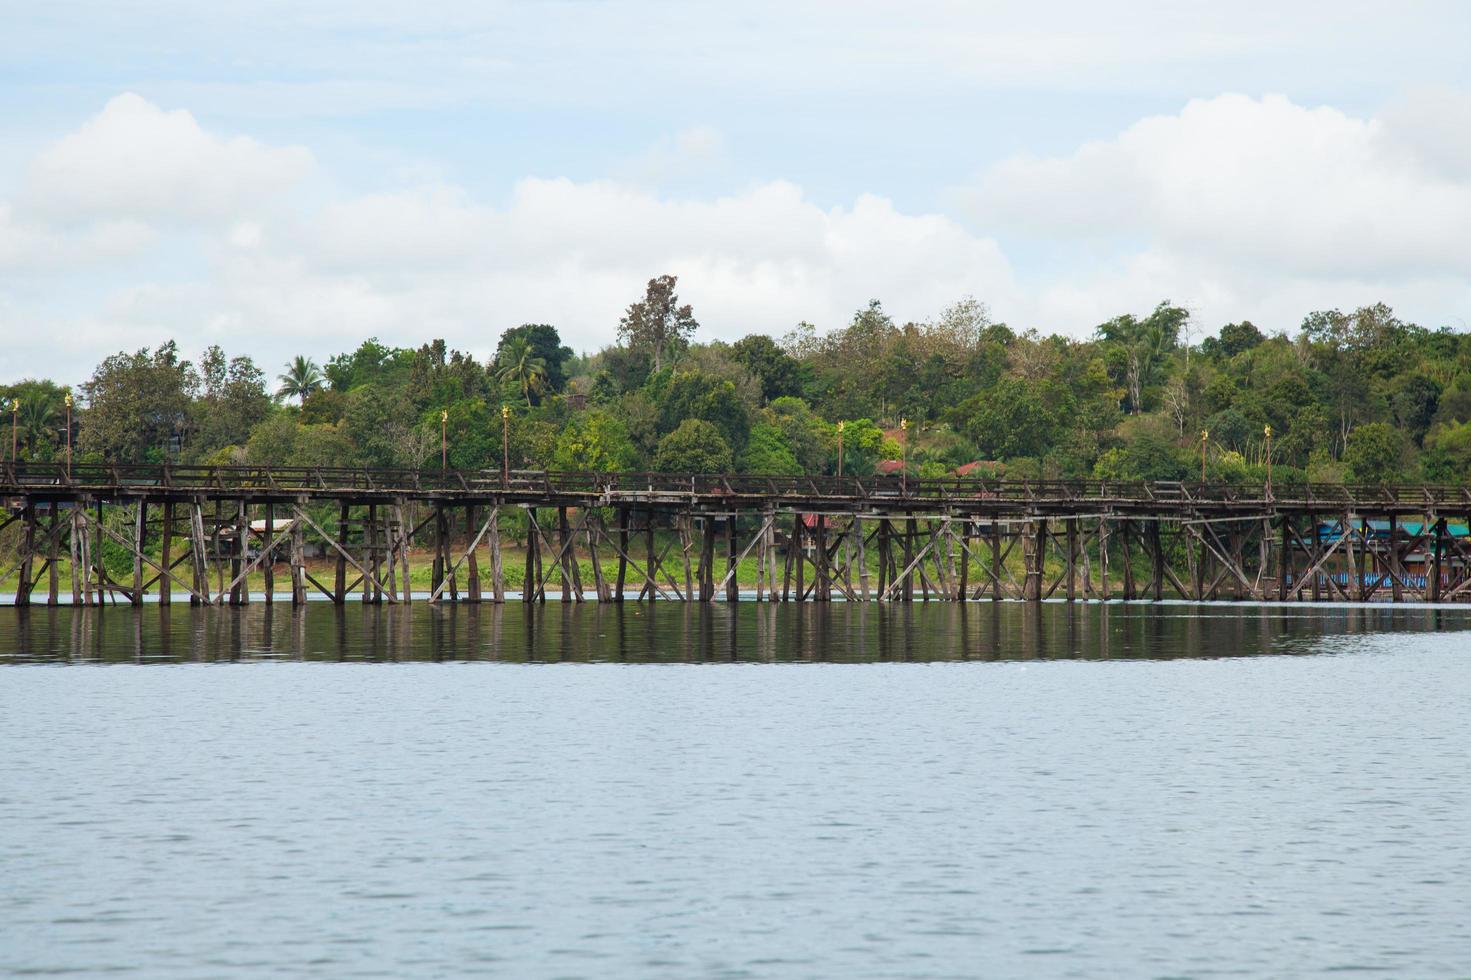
[{"xmin": 4, "ymin": 600, "xmax": 1469, "ymax": 664}]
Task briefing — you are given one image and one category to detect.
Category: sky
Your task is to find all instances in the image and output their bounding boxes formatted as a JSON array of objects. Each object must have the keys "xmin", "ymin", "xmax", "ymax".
[{"xmin": 4, "ymin": 1, "xmax": 1471, "ymax": 385}]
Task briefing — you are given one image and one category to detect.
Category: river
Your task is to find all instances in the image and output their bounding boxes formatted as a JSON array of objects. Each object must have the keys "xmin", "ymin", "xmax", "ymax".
[{"xmin": 2, "ymin": 601, "xmax": 1468, "ymax": 977}]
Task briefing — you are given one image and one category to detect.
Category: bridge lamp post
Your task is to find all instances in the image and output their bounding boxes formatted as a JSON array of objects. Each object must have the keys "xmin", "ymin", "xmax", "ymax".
[
  {"xmin": 440, "ymin": 409, "xmax": 448, "ymax": 473},
  {"xmin": 900, "ymin": 418, "xmax": 908, "ymax": 495},
  {"xmin": 1200, "ymin": 429, "xmax": 1209, "ymax": 483},
  {"xmin": 1264, "ymin": 425, "xmax": 1273, "ymax": 496},
  {"xmin": 64, "ymin": 393, "xmax": 72, "ymax": 477},
  {"xmin": 836, "ymin": 420, "xmax": 845, "ymax": 479},
  {"xmin": 501, "ymin": 405, "xmax": 510, "ymax": 488}
]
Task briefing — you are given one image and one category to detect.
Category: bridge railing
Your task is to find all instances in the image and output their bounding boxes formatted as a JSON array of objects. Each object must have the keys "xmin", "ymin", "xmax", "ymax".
[{"xmin": 4, "ymin": 461, "xmax": 1471, "ymax": 509}]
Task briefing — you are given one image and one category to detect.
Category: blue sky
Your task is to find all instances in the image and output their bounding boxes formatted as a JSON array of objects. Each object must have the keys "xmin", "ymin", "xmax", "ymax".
[{"xmin": 4, "ymin": 1, "xmax": 1471, "ymax": 383}]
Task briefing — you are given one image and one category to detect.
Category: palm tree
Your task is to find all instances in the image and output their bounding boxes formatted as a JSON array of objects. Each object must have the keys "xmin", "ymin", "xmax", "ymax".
[
  {"xmin": 495, "ymin": 335, "xmax": 548, "ymax": 408},
  {"xmin": 277, "ymin": 356, "xmax": 325, "ymax": 403},
  {"xmin": 16, "ymin": 392, "xmax": 60, "ymax": 458}
]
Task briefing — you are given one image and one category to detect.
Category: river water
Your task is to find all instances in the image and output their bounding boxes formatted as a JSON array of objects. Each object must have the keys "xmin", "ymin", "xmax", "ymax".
[{"xmin": 2, "ymin": 601, "xmax": 1468, "ymax": 977}]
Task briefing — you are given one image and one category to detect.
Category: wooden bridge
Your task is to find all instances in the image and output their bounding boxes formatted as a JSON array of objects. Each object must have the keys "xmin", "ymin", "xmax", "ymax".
[{"xmin": 5, "ymin": 461, "xmax": 1471, "ymax": 606}]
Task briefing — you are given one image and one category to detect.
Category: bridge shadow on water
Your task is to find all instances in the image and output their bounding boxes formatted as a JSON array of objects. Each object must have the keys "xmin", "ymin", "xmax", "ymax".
[{"xmin": 4, "ymin": 599, "xmax": 1471, "ymax": 664}]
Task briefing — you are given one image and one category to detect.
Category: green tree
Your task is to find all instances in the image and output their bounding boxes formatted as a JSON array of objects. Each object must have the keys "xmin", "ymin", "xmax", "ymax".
[
  {"xmin": 495, "ymin": 334, "xmax": 549, "ymax": 408},
  {"xmin": 618, "ymin": 274, "xmax": 698, "ymax": 373},
  {"xmin": 192, "ymin": 347, "xmax": 272, "ymax": 460},
  {"xmin": 655, "ymin": 419, "xmax": 732, "ymax": 472},
  {"xmin": 276, "ymin": 356, "xmax": 325, "ymax": 402},
  {"xmin": 552, "ymin": 411, "xmax": 638, "ymax": 471},
  {"xmin": 79, "ymin": 342, "xmax": 194, "ymax": 462},
  {"xmin": 495, "ymin": 325, "xmax": 573, "ymax": 396},
  {"xmin": 738, "ymin": 422, "xmax": 801, "ymax": 475},
  {"xmin": 730, "ymin": 334, "xmax": 805, "ymax": 403},
  {"xmin": 1343, "ymin": 422, "xmax": 1407, "ymax": 484}
]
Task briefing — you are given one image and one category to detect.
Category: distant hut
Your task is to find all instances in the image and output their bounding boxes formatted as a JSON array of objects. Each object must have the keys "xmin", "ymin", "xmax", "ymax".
[
  {"xmin": 875, "ymin": 460, "xmax": 906, "ymax": 476},
  {"xmin": 955, "ymin": 460, "xmax": 1005, "ymax": 479}
]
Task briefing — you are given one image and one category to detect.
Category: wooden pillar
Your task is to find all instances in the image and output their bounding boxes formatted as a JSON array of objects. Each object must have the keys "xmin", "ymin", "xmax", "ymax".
[
  {"xmin": 69, "ymin": 505, "xmax": 83, "ymax": 606},
  {"xmin": 262, "ymin": 503, "xmax": 275, "ymax": 604},
  {"xmin": 1389, "ymin": 513, "xmax": 1403, "ymax": 603},
  {"xmin": 159, "ymin": 501, "xmax": 174, "ymax": 606},
  {"xmin": 1429, "ymin": 515, "xmax": 1444, "ymax": 602},
  {"xmin": 679, "ymin": 515, "xmax": 694, "ymax": 600},
  {"xmin": 1065, "ymin": 518, "xmax": 1078, "ymax": 602},
  {"xmin": 231, "ymin": 501, "xmax": 247, "ymax": 606},
  {"xmin": 876, "ymin": 518, "xmax": 890, "ymax": 599},
  {"xmin": 291, "ymin": 500, "xmax": 307, "ymax": 605},
  {"xmin": 990, "ymin": 519, "xmax": 1003, "ymax": 601},
  {"xmin": 1149, "ymin": 519, "xmax": 1163, "ymax": 601},
  {"xmin": 190, "ymin": 501, "xmax": 208, "ymax": 606},
  {"xmin": 466, "ymin": 505, "xmax": 482, "ymax": 603},
  {"xmin": 699, "ymin": 516, "xmax": 715, "ymax": 602},
  {"xmin": 1120, "ymin": 519, "xmax": 1135, "ymax": 601},
  {"xmin": 902, "ymin": 514, "xmax": 915, "ymax": 603},
  {"xmin": 588, "ymin": 515, "xmax": 610, "ymax": 602},
  {"xmin": 1098, "ymin": 518, "xmax": 1110, "ymax": 601},
  {"xmin": 15, "ymin": 504, "xmax": 34, "ymax": 607},
  {"xmin": 522, "ymin": 508, "xmax": 537, "ymax": 603},
  {"xmin": 725, "ymin": 516, "xmax": 739, "ymax": 602},
  {"xmin": 643, "ymin": 511, "xmax": 657, "ymax": 601},
  {"xmin": 793, "ymin": 513, "xmax": 805, "ymax": 602},
  {"xmin": 396, "ymin": 502, "xmax": 413, "ymax": 603},
  {"xmin": 814, "ymin": 515, "xmax": 829, "ymax": 602},
  {"xmin": 1278, "ymin": 514, "xmax": 1291, "ymax": 601},
  {"xmin": 855, "ymin": 516, "xmax": 870, "ymax": 602},
  {"xmin": 335, "ymin": 502, "xmax": 350, "ymax": 604},
  {"xmin": 1024, "ymin": 518, "xmax": 1045, "ymax": 601},
  {"xmin": 489, "ymin": 507, "xmax": 505, "ymax": 603},
  {"xmin": 615, "ymin": 506, "xmax": 629, "ymax": 602},
  {"xmin": 46, "ymin": 506, "xmax": 59, "ymax": 606},
  {"xmin": 132, "ymin": 502, "xmax": 145, "ymax": 606},
  {"xmin": 557, "ymin": 506, "xmax": 577, "ymax": 601}
]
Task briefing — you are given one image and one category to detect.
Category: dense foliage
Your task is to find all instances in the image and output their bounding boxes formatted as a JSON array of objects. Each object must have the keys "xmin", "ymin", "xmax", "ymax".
[{"xmin": 8, "ymin": 276, "xmax": 1471, "ymax": 486}]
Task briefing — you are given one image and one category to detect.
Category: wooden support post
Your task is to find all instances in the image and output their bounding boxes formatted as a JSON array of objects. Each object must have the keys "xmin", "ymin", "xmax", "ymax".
[
  {"xmin": 814, "ymin": 515, "xmax": 829, "ymax": 602},
  {"xmin": 793, "ymin": 513, "xmax": 805, "ymax": 602},
  {"xmin": 1024, "ymin": 518, "xmax": 1045, "ymax": 601},
  {"xmin": 522, "ymin": 508, "xmax": 537, "ymax": 603},
  {"xmin": 1098, "ymin": 518, "xmax": 1110, "ymax": 601},
  {"xmin": 291, "ymin": 499, "xmax": 307, "ymax": 605},
  {"xmin": 1065, "ymin": 518, "xmax": 1078, "ymax": 602},
  {"xmin": 699, "ymin": 516, "xmax": 715, "ymax": 602},
  {"xmin": 557, "ymin": 506, "xmax": 577, "ymax": 601},
  {"xmin": 397, "ymin": 503, "xmax": 413, "ymax": 603},
  {"xmin": 1279, "ymin": 514, "xmax": 1291, "ymax": 601},
  {"xmin": 1120, "ymin": 519, "xmax": 1135, "ymax": 601},
  {"xmin": 643, "ymin": 511, "xmax": 657, "ymax": 601},
  {"xmin": 132, "ymin": 502, "xmax": 145, "ymax": 606},
  {"xmin": 1388, "ymin": 513, "xmax": 1403, "ymax": 603},
  {"xmin": 615, "ymin": 506, "xmax": 629, "ymax": 602},
  {"xmin": 69, "ymin": 506, "xmax": 83, "ymax": 606},
  {"xmin": 679, "ymin": 515, "xmax": 694, "ymax": 600},
  {"xmin": 230, "ymin": 501, "xmax": 246, "ymax": 605},
  {"xmin": 876, "ymin": 518, "xmax": 890, "ymax": 599},
  {"xmin": 466, "ymin": 505, "xmax": 481, "ymax": 603},
  {"xmin": 902, "ymin": 515, "xmax": 915, "ymax": 603},
  {"xmin": 489, "ymin": 507, "xmax": 505, "ymax": 603},
  {"xmin": 588, "ymin": 515, "xmax": 610, "ymax": 602},
  {"xmin": 46, "ymin": 506, "xmax": 59, "ymax": 606},
  {"xmin": 958, "ymin": 520, "xmax": 970, "ymax": 601},
  {"xmin": 725, "ymin": 516, "xmax": 739, "ymax": 602},
  {"xmin": 160, "ymin": 501, "xmax": 174, "ymax": 606},
  {"xmin": 335, "ymin": 502, "xmax": 350, "ymax": 604},
  {"xmin": 855, "ymin": 516, "xmax": 870, "ymax": 602},
  {"xmin": 263, "ymin": 503, "xmax": 275, "ymax": 604},
  {"xmin": 190, "ymin": 502, "xmax": 208, "ymax": 605},
  {"xmin": 1149, "ymin": 519, "xmax": 1164, "ymax": 601},
  {"xmin": 15, "ymin": 505, "xmax": 34, "ymax": 607},
  {"xmin": 990, "ymin": 520, "xmax": 1003, "ymax": 601},
  {"xmin": 1429, "ymin": 515, "xmax": 1444, "ymax": 602}
]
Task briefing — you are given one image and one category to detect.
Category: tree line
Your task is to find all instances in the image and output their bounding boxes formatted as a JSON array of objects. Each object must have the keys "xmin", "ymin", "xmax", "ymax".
[{"xmin": 7, "ymin": 275, "xmax": 1471, "ymax": 486}]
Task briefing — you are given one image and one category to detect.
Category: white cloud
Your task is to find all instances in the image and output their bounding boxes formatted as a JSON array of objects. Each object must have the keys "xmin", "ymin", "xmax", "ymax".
[
  {"xmin": 958, "ymin": 92, "xmax": 1471, "ymax": 331},
  {"xmin": 24, "ymin": 92, "xmax": 313, "ymax": 224}
]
